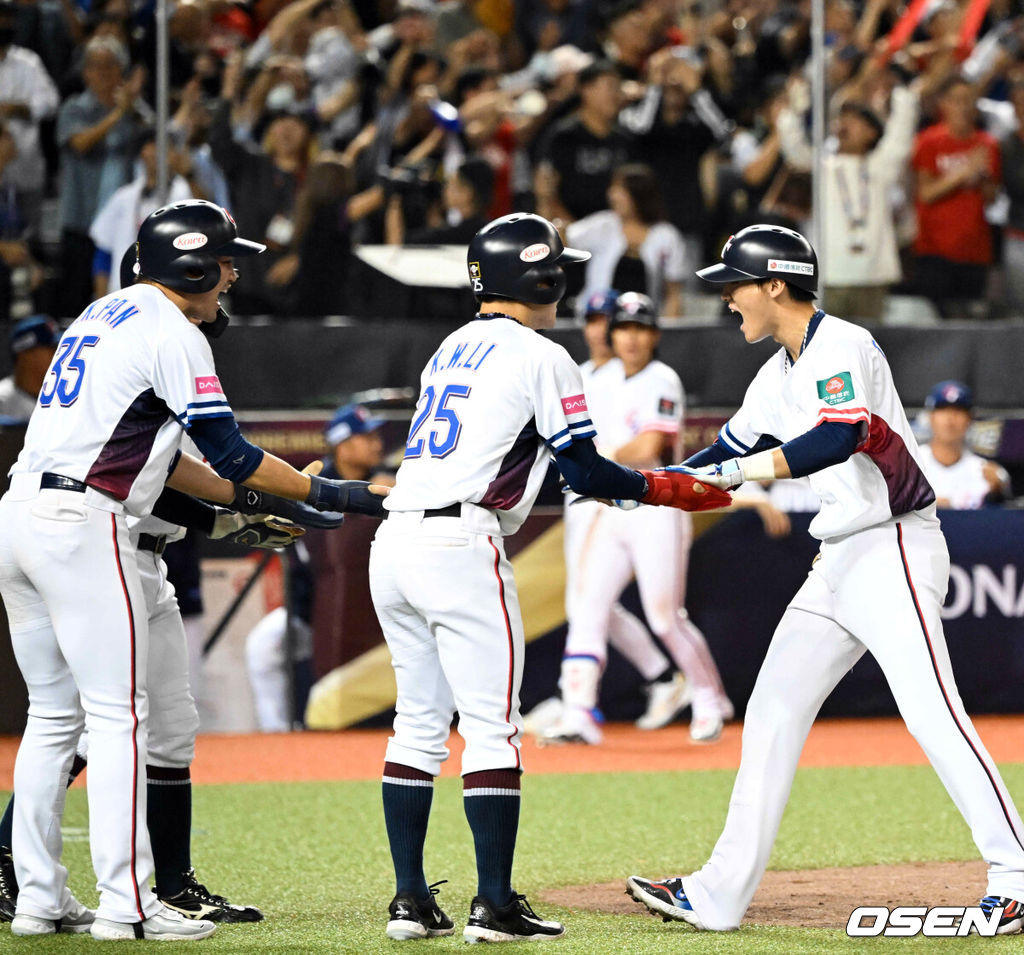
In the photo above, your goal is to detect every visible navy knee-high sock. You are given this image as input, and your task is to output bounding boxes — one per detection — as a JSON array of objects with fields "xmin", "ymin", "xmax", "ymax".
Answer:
[
  {"xmin": 147, "ymin": 766, "xmax": 192, "ymax": 897},
  {"xmin": 463, "ymin": 770, "xmax": 521, "ymax": 909},
  {"xmin": 382, "ymin": 762, "xmax": 433, "ymax": 898},
  {"xmin": 0, "ymin": 754, "xmax": 85, "ymax": 850}
]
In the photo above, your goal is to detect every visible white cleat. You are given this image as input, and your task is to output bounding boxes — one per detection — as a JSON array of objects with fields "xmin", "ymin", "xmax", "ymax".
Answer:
[
  {"xmin": 690, "ymin": 713, "xmax": 724, "ymax": 744},
  {"xmin": 12, "ymin": 898, "xmax": 95, "ymax": 935},
  {"xmin": 537, "ymin": 704, "xmax": 604, "ymax": 745},
  {"xmin": 523, "ymin": 696, "xmax": 564, "ymax": 737},
  {"xmin": 636, "ymin": 673, "xmax": 692, "ymax": 730},
  {"xmin": 90, "ymin": 904, "xmax": 216, "ymax": 941}
]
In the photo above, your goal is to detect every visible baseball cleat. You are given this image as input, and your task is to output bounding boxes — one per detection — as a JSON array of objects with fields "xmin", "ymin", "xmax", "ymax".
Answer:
[
  {"xmin": 463, "ymin": 893, "xmax": 565, "ymax": 943},
  {"xmin": 689, "ymin": 713, "xmax": 724, "ymax": 744},
  {"xmin": 979, "ymin": 896, "xmax": 1024, "ymax": 934},
  {"xmin": 523, "ymin": 697, "xmax": 564, "ymax": 736},
  {"xmin": 625, "ymin": 876, "xmax": 706, "ymax": 929},
  {"xmin": 0, "ymin": 846, "xmax": 16, "ymax": 922},
  {"xmin": 537, "ymin": 705, "xmax": 603, "ymax": 746},
  {"xmin": 159, "ymin": 867, "xmax": 263, "ymax": 922},
  {"xmin": 636, "ymin": 673, "xmax": 692, "ymax": 730},
  {"xmin": 11, "ymin": 899, "xmax": 95, "ymax": 935},
  {"xmin": 91, "ymin": 905, "xmax": 216, "ymax": 940},
  {"xmin": 386, "ymin": 880, "xmax": 455, "ymax": 940}
]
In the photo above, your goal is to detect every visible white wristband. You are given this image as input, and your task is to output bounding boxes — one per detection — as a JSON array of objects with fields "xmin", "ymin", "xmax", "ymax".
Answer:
[{"xmin": 738, "ymin": 449, "xmax": 779, "ymax": 484}]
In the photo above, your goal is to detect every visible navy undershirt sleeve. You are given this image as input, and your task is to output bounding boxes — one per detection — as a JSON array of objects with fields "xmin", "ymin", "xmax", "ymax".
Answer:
[
  {"xmin": 684, "ymin": 439, "xmax": 735, "ymax": 468},
  {"xmin": 779, "ymin": 421, "xmax": 860, "ymax": 478},
  {"xmin": 150, "ymin": 488, "xmax": 217, "ymax": 535},
  {"xmin": 187, "ymin": 416, "xmax": 265, "ymax": 482},
  {"xmin": 554, "ymin": 438, "xmax": 647, "ymax": 500},
  {"xmin": 92, "ymin": 247, "xmax": 112, "ymax": 278}
]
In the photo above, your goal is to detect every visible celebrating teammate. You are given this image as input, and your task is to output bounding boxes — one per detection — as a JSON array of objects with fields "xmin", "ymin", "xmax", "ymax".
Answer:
[
  {"xmin": 626, "ymin": 224, "xmax": 1024, "ymax": 933},
  {"xmin": 369, "ymin": 213, "xmax": 729, "ymax": 944},
  {"xmin": 0, "ymin": 199, "xmax": 385, "ymax": 940},
  {"xmin": 539, "ymin": 291, "xmax": 731, "ymax": 745}
]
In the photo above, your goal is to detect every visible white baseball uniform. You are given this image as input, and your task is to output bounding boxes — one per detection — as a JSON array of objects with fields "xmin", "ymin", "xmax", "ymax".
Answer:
[
  {"xmin": 370, "ymin": 315, "xmax": 595, "ymax": 776},
  {"xmin": 680, "ymin": 312, "xmax": 1024, "ymax": 930},
  {"xmin": 561, "ymin": 359, "xmax": 670, "ymax": 686},
  {"xmin": 917, "ymin": 444, "xmax": 1003, "ymax": 510},
  {"xmin": 0, "ymin": 284, "xmax": 236, "ymax": 924},
  {"xmin": 561, "ymin": 358, "xmax": 728, "ymax": 719}
]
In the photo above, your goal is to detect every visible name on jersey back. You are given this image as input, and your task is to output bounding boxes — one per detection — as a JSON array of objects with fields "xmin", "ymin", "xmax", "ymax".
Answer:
[
  {"xmin": 428, "ymin": 340, "xmax": 497, "ymax": 377},
  {"xmin": 75, "ymin": 297, "xmax": 139, "ymax": 329}
]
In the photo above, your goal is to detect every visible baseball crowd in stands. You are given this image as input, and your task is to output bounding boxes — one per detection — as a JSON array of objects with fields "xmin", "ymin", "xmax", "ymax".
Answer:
[{"xmin": 2, "ymin": 0, "xmax": 1024, "ymax": 323}]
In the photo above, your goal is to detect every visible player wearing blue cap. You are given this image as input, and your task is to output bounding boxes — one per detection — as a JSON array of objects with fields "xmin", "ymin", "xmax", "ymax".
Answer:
[
  {"xmin": 0, "ymin": 316, "xmax": 59, "ymax": 421},
  {"xmin": 918, "ymin": 380, "xmax": 1011, "ymax": 509}
]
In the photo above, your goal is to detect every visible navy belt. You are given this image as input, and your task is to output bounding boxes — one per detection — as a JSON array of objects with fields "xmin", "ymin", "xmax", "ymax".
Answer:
[
  {"xmin": 137, "ymin": 534, "xmax": 167, "ymax": 556},
  {"xmin": 40, "ymin": 473, "xmax": 86, "ymax": 493},
  {"xmin": 423, "ymin": 504, "xmax": 461, "ymax": 518}
]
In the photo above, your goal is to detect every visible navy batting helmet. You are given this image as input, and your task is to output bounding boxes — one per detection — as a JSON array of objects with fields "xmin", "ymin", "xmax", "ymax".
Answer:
[
  {"xmin": 697, "ymin": 224, "xmax": 818, "ymax": 293},
  {"xmin": 467, "ymin": 213, "xmax": 589, "ymax": 306},
  {"xmin": 607, "ymin": 291, "xmax": 658, "ymax": 342},
  {"xmin": 136, "ymin": 200, "xmax": 265, "ymax": 294},
  {"xmin": 119, "ymin": 244, "xmax": 138, "ymax": 290},
  {"xmin": 926, "ymin": 380, "xmax": 973, "ymax": 411},
  {"xmin": 583, "ymin": 288, "xmax": 619, "ymax": 319}
]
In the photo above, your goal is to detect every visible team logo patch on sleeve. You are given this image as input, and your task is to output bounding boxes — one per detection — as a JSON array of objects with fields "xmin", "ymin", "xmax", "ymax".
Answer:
[
  {"xmin": 561, "ymin": 394, "xmax": 588, "ymax": 414},
  {"xmin": 658, "ymin": 397, "xmax": 676, "ymax": 415},
  {"xmin": 195, "ymin": 375, "xmax": 224, "ymax": 394},
  {"xmin": 817, "ymin": 371, "xmax": 855, "ymax": 405}
]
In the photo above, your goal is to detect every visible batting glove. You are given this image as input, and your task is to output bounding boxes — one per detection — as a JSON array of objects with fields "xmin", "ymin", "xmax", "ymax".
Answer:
[
  {"xmin": 231, "ymin": 485, "xmax": 345, "ymax": 529},
  {"xmin": 306, "ymin": 474, "xmax": 388, "ymax": 518},
  {"xmin": 210, "ymin": 510, "xmax": 305, "ymax": 549},
  {"xmin": 663, "ymin": 461, "xmax": 744, "ymax": 490}
]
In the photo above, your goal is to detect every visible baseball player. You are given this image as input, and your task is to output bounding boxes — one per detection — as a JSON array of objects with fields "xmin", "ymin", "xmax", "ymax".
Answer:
[
  {"xmin": 526, "ymin": 289, "xmax": 692, "ymax": 740},
  {"xmin": 626, "ymin": 224, "xmax": 1024, "ymax": 933},
  {"xmin": 369, "ymin": 213, "xmax": 729, "ymax": 943},
  {"xmin": 0, "ymin": 317, "xmax": 59, "ymax": 422},
  {"xmin": 541, "ymin": 291, "xmax": 732, "ymax": 745},
  {"xmin": 0, "ymin": 199, "xmax": 385, "ymax": 940},
  {"xmin": 917, "ymin": 380, "xmax": 1011, "ymax": 509}
]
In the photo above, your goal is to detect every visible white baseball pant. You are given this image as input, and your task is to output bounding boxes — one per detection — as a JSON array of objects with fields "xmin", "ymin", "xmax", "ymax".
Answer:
[{"xmin": 682, "ymin": 510, "xmax": 1024, "ymax": 930}]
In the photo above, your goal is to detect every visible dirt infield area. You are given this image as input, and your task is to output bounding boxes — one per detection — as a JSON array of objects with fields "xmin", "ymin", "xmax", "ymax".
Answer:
[
  {"xmin": 1, "ymin": 715, "xmax": 1023, "ymax": 787},
  {"xmin": 544, "ymin": 860, "xmax": 989, "ymax": 929}
]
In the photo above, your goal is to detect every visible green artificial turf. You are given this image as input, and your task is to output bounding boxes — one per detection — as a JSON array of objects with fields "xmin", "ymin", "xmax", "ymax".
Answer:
[{"xmin": 3, "ymin": 762, "xmax": 1023, "ymax": 952}]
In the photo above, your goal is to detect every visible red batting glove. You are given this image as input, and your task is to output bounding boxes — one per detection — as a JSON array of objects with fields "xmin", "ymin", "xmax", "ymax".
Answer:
[{"xmin": 638, "ymin": 469, "xmax": 733, "ymax": 512}]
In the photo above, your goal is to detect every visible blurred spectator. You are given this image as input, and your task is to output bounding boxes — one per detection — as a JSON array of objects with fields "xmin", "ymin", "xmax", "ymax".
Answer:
[
  {"xmin": 169, "ymin": 76, "xmax": 232, "ymax": 208},
  {"xmin": 0, "ymin": 1, "xmax": 60, "ymax": 240},
  {"xmin": 778, "ymin": 75, "xmax": 919, "ymax": 320},
  {"xmin": 0, "ymin": 314, "xmax": 58, "ymax": 422},
  {"xmin": 267, "ymin": 150, "xmax": 384, "ymax": 314},
  {"xmin": 385, "ymin": 154, "xmax": 493, "ymax": 244},
  {"xmin": 0, "ymin": 120, "xmax": 46, "ymax": 321},
  {"xmin": 209, "ymin": 53, "xmax": 314, "ymax": 313},
  {"xmin": 88, "ymin": 130, "xmax": 194, "ymax": 297},
  {"xmin": 515, "ymin": 0, "xmax": 594, "ymax": 59},
  {"xmin": 911, "ymin": 76, "xmax": 1001, "ymax": 319},
  {"xmin": 534, "ymin": 59, "xmax": 634, "ymax": 223},
  {"xmin": 566, "ymin": 163, "xmax": 686, "ymax": 317},
  {"xmin": 57, "ymin": 36, "xmax": 148, "ymax": 317},
  {"xmin": 625, "ymin": 45, "xmax": 731, "ymax": 285},
  {"xmin": 918, "ymin": 380, "xmax": 1011, "ymax": 508},
  {"xmin": 1000, "ymin": 78, "xmax": 1024, "ymax": 316},
  {"xmin": 602, "ymin": 0, "xmax": 655, "ymax": 81}
]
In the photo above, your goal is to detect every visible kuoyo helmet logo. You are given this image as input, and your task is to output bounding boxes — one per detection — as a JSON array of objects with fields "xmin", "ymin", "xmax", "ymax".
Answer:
[
  {"xmin": 173, "ymin": 232, "xmax": 209, "ymax": 251},
  {"xmin": 826, "ymin": 377, "xmax": 845, "ymax": 394},
  {"xmin": 520, "ymin": 243, "xmax": 550, "ymax": 262}
]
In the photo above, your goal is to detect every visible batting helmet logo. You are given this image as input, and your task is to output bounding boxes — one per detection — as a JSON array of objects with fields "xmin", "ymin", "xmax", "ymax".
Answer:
[
  {"xmin": 173, "ymin": 232, "xmax": 209, "ymax": 251},
  {"xmin": 519, "ymin": 243, "xmax": 550, "ymax": 262}
]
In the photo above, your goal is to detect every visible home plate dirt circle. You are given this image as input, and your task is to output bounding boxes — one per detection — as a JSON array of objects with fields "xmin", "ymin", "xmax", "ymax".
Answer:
[{"xmin": 541, "ymin": 860, "xmax": 988, "ymax": 929}]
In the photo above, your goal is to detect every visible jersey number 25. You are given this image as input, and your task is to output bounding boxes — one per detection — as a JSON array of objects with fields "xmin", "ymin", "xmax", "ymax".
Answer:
[{"xmin": 405, "ymin": 384, "xmax": 471, "ymax": 459}]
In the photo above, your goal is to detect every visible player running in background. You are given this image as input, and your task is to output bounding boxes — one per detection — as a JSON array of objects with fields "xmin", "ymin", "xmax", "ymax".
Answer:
[
  {"xmin": 626, "ymin": 224, "xmax": 1024, "ymax": 933},
  {"xmin": 538, "ymin": 291, "xmax": 731, "ymax": 745},
  {"xmin": 526, "ymin": 289, "xmax": 692, "ymax": 741},
  {"xmin": 369, "ymin": 213, "xmax": 728, "ymax": 944}
]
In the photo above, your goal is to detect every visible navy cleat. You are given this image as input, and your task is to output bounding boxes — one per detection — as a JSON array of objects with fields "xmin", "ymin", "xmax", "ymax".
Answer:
[{"xmin": 386, "ymin": 881, "xmax": 455, "ymax": 940}]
